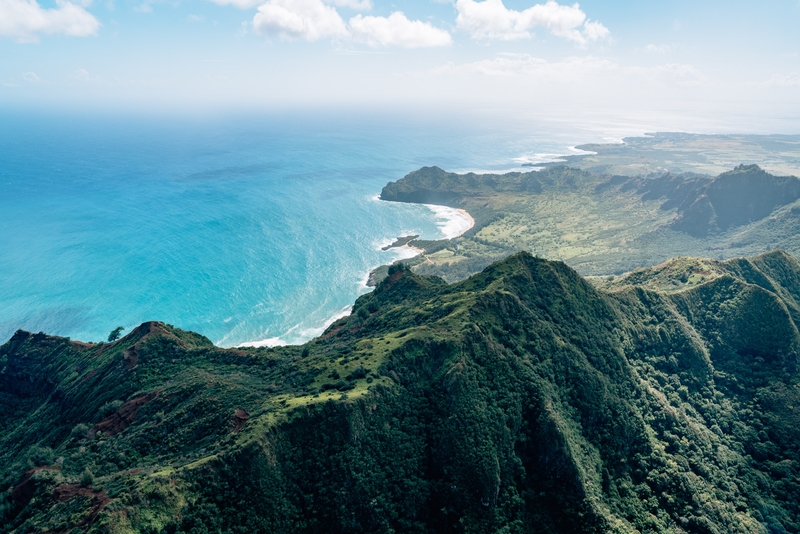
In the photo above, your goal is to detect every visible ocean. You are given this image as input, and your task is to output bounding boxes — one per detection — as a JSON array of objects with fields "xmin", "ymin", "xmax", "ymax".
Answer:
[{"xmin": 2, "ymin": 108, "xmax": 785, "ymax": 347}]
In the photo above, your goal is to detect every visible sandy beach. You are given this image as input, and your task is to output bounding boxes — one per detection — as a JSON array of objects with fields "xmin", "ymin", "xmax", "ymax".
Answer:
[
  {"xmin": 424, "ymin": 203, "xmax": 475, "ymax": 239},
  {"xmin": 457, "ymin": 208, "xmax": 475, "ymax": 233}
]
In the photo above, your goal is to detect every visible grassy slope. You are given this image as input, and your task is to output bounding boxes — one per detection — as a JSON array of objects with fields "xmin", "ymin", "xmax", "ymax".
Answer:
[{"xmin": 1, "ymin": 251, "xmax": 799, "ymax": 533}]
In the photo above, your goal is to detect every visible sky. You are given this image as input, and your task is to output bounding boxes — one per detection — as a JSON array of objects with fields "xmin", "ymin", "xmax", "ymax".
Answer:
[{"xmin": 1, "ymin": 0, "xmax": 800, "ymax": 121}]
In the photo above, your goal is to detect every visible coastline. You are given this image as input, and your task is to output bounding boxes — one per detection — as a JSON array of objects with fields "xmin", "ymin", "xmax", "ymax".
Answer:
[
  {"xmin": 423, "ymin": 204, "xmax": 475, "ymax": 239},
  {"xmin": 237, "ymin": 203, "xmax": 475, "ymax": 348},
  {"xmin": 380, "ymin": 204, "xmax": 475, "ymax": 256},
  {"xmin": 364, "ymin": 202, "xmax": 476, "ymax": 287},
  {"xmin": 238, "ymin": 336, "xmax": 288, "ymax": 348},
  {"xmin": 457, "ymin": 208, "xmax": 475, "ymax": 232},
  {"xmin": 238, "ymin": 304, "xmax": 354, "ymax": 348}
]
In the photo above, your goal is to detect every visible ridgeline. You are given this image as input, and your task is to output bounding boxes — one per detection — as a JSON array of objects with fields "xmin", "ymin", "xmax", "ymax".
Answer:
[{"xmin": 2, "ymin": 250, "xmax": 800, "ymax": 533}]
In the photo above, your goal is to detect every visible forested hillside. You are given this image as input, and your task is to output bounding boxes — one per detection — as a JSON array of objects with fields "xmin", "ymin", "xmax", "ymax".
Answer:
[{"xmin": 2, "ymin": 251, "xmax": 799, "ymax": 533}]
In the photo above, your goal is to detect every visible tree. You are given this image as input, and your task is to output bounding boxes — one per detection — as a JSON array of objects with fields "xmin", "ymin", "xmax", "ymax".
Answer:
[
  {"xmin": 108, "ymin": 326, "xmax": 125, "ymax": 342},
  {"xmin": 388, "ymin": 262, "xmax": 406, "ymax": 275}
]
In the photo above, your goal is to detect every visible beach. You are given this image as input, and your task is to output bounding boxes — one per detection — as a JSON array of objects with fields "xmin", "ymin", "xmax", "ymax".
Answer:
[{"xmin": 424, "ymin": 204, "xmax": 476, "ymax": 239}]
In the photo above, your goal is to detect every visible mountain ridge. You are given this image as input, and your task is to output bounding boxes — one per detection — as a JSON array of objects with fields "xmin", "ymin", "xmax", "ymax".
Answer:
[{"xmin": 2, "ymin": 250, "xmax": 800, "ymax": 533}]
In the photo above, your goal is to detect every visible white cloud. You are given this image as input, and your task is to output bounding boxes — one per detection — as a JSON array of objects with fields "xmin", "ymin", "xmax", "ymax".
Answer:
[
  {"xmin": 325, "ymin": 0, "xmax": 371, "ymax": 10},
  {"xmin": 429, "ymin": 53, "xmax": 614, "ymax": 79},
  {"xmin": 209, "ymin": 0, "xmax": 261, "ymax": 9},
  {"xmin": 454, "ymin": 0, "xmax": 608, "ymax": 45},
  {"xmin": 252, "ymin": 0, "xmax": 450, "ymax": 47},
  {"xmin": 21, "ymin": 71, "xmax": 44, "ymax": 82},
  {"xmin": 582, "ymin": 19, "xmax": 608, "ymax": 41},
  {"xmin": 391, "ymin": 54, "xmax": 719, "ymax": 111},
  {"xmin": 416, "ymin": 54, "xmax": 708, "ymax": 92},
  {"xmin": 349, "ymin": 12, "xmax": 451, "ymax": 47},
  {"xmin": 761, "ymin": 74, "xmax": 800, "ymax": 87},
  {"xmin": 253, "ymin": 0, "xmax": 348, "ymax": 40},
  {"xmin": 0, "ymin": 0, "xmax": 99, "ymax": 41},
  {"xmin": 133, "ymin": 1, "xmax": 152, "ymax": 12},
  {"xmin": 70, "ymin": 68, "xmax": 102, "ymax": 81},
  {"xmin": 212, "ymin": 0, "xmax": 370, "ymax": 11},
  {"xmin": 629, "ymin": 62, "xmax": 706, "ymax": 86}
]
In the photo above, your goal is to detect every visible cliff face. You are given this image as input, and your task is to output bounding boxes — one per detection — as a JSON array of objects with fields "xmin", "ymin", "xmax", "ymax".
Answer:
[{"xmin": 2, "ymin": 251, "xmax": 800, "ymax": 533}]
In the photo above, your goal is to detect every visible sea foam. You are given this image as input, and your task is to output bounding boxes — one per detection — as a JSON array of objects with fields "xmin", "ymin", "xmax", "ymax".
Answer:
[
  {"xmin": 239, "ymin": 336, "xmax": 288, "ymax": 348},
  {"xmin": 424, "ymin": 204, "xmax": 475, "ymax": 240}
]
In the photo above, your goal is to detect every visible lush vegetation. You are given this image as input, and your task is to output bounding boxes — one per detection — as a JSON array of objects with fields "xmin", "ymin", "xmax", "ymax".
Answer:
[{"xmin": 2, "ymin": 250, "xmax": 799, "ymax": 533}]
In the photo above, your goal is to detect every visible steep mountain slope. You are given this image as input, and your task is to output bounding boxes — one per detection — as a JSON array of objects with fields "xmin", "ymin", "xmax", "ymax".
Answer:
[{"xmin": 2, "ymin": 252, "xmax": 800, "ymax": 533}]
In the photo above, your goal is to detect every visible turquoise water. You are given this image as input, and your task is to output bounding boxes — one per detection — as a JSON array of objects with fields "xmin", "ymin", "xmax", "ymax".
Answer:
[{"xmin": 0, "ymin": 110, "xmax": 603, "ymax": 346}]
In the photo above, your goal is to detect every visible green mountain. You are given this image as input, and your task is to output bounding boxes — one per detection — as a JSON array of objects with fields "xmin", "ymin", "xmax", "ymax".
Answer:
[{"xmin": 2, "ymin": 251, "xmax": 799, "ymax": 533}]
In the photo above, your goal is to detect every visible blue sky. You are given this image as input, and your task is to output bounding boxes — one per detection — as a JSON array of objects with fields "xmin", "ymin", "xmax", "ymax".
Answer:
[{"xmin": 1, "ymin": 0, "xmax": 799, "ymax": 120}]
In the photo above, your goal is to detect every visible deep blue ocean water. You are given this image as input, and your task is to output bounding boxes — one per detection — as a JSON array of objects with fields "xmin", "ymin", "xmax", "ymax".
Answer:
[{"xmin": 0, "ymin": 110, "xmax": 638, "ymax": 346}]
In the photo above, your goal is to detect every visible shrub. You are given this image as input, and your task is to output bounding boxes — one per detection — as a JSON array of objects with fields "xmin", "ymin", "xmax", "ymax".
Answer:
[
  {"xmin": 26, "ymin": 445, "xmax": 54, "ymax": 467},
  {"xmin": 346, "ymin": 367, "xmax": 368, "ymax": 380},
  {"xmin": 99, "ymin": 400, "xmax": 124, "ymax": 419},
  {"xmin": 80, "ymin": 468, "xmax": 94, "ymax": 487},
  {"xmin": 70, "ymin": 423, "xmax": 91, "ymax": 440},
  {"xmin": 388, "ymin": 263, "xmax": 406, "ymax": 275}
]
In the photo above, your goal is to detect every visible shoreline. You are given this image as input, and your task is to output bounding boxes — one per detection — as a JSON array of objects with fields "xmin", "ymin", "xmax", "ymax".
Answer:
[
  {"xmin": 237, "ymin": 202, "xmax": 475, "ymax": 349},
  {"xmin": 423, "ymin": 203, "xmax": 475, "ymax": 239},
  {"xmin": 457, "ymin": 208, "xmax": 475, "ymax": 233},
  {"xmin": 364, "ymin": 202, "xmax": 476, "ymax": 287},
  {"xmin": 237, "ymin": 304, "xmax": 353, "ymax": 349}
]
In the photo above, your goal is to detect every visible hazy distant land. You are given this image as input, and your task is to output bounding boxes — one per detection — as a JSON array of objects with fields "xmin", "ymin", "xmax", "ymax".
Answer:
[
  {"xmin": 567, "ymin": 132, "xmax": 800, "ymax": 177},
  {"xmin": 374, "ymin": 133, "xmax": 800, "ymax": 283}
]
